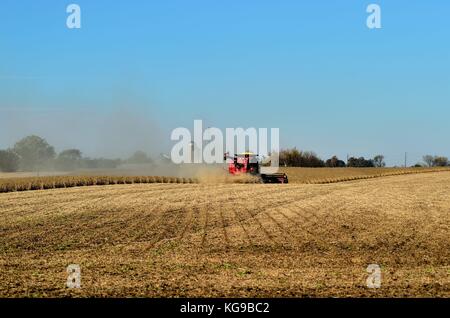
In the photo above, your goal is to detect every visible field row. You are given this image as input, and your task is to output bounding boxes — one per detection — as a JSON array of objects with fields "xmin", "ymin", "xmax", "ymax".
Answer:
[
  {"xmin": 281, "ymin": 167, "xmax": 450, "ymax": 183},
  {"xmin": 0, "ymin": 176, "xmax": 197, "ymax": 193}
]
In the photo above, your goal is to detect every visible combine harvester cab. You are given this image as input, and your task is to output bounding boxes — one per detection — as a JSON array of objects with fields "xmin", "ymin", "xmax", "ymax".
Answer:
[{"xmin": 224, "ymin": 152, "xmax": 288, "ymax": 184}]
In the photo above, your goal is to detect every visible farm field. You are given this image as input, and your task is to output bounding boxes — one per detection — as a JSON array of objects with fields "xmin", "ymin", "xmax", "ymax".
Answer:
[
  {"xmin": 1, "ymin": 167, "xmax": 449, "ymax": 194},
  {"xmin": 1, "ymin": 171, "xmax": 450, "ymax": 297},
  {"xmin": 279, "ymin": 167, "xmax": 450, "ymax": 183}
]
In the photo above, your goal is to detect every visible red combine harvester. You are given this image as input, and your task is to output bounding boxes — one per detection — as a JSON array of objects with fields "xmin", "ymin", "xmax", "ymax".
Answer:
[{"xmin": 224, "ymin": 152, "xmax": 288, "ymax": 184}]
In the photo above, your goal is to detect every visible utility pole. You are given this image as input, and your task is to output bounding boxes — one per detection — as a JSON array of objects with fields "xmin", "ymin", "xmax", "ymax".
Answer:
[{"xmin": 404, "ymin": 152, "xmax": 407, "ymax": 168}]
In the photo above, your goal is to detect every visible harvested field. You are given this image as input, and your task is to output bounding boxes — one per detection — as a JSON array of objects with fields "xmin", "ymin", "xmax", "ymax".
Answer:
[
  {"xmin": 1, "ymin": 172, "xmax": 450, "ymax": 297},
  {"xmin": 279, "ymin": 167, "xmax": 450, "ymax": 183}
]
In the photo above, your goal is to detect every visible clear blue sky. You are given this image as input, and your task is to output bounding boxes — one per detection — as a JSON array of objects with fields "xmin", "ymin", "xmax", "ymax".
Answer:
[{"xmin": 1, "ymin": 0, "xmax": 449, "ymax": 165}]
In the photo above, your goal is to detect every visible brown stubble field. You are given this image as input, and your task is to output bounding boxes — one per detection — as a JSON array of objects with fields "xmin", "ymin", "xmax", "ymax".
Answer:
[{"xmin": 0, "ymin": 171, "xmax": 450, "ymax": 297}]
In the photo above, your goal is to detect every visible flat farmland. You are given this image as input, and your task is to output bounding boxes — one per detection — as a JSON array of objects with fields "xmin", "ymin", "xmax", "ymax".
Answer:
[
  {"xmin": 2, "ymin": 167, "xmax": 449, "ymax": 194},
  {"xmin": 1, "ymin": 172, "xmax": 450, "ymax": 297},
  {"xmin": 279, "ymin": 167, "xmax": 450, "ymax": 183}
]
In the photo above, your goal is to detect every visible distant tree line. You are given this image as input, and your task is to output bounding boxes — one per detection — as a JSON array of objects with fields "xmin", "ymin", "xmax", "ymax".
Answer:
[
  {"xmin": 278, "ymin": 148, "xmax": 449, "ymax": 168},
  {"xmin": 0, "ymin": 135, "xmax": 153, "ymax": 173},
  {"xmin": 421, "ymin": 155, "xmax": 449, "ymax": 167},
  {"xmin": 278, "ymin": 149, "xmax": 325, "ymax": 168},
  {"xmin": 278, "ymin": 148, "xmax": 385, "ymax": 168},
  {"xmin": 1, "ymin": 136, "xmax": 449, "ymax": 172}
]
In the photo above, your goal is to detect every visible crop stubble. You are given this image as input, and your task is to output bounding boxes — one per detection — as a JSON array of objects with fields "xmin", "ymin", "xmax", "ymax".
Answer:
[{"xmin": 1, "ymin": 172, "xmax": 450, "ymax": 297}]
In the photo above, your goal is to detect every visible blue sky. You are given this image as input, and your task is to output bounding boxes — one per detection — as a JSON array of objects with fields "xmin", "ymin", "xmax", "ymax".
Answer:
[{"xmin": 1, "ymin": 0, "xmax": 449, "ymax": 165}]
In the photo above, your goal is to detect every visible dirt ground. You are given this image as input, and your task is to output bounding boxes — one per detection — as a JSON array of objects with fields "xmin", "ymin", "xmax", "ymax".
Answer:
[{"xmin": 1, "ymin": 172, "xmax": 449, "ymax": 297}]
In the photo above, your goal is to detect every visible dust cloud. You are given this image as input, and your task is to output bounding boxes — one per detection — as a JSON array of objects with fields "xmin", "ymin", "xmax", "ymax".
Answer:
[{"xmin": 0, "ymin": 105, "xmax": 258, "ymax": 182}]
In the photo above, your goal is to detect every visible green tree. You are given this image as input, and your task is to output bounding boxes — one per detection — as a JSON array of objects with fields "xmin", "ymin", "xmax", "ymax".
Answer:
[
  {"xmin": 347, "ymin": 157, "xmax": 375, "ymax": 168},
  {"xmin": 325, "ymin": 156, "xmax": 346, "ymax": 168},
  {"xmin": 279, "ymin": 148, "xmax": 325, "ymax": 167},
  {"xmin": 13, "ymin": 135, "xmax": 56, "ymax": 172},
  {"xmin": 55, "ymin": 149, "xmax": 82, "ymax": 171},
  {"xmin": 0, "ymin": 149, "xmax": 20, "ymax": 172},
  {"xmin": 127, "ymin": 151, "xmax": 153, "ymax": 164},
  {"xmin": 433, "ymin": 156, "xmax": 448, "ymax": 167}
]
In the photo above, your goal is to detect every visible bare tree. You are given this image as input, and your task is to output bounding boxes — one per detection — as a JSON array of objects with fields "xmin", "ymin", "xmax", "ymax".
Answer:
[
  {"xmin": 373, "ymin": 155, "xmax": 386, "ymax": 168},
  {"xmin": 423, "ymin": 155, "xmax": 434, "ymax": 167}
]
